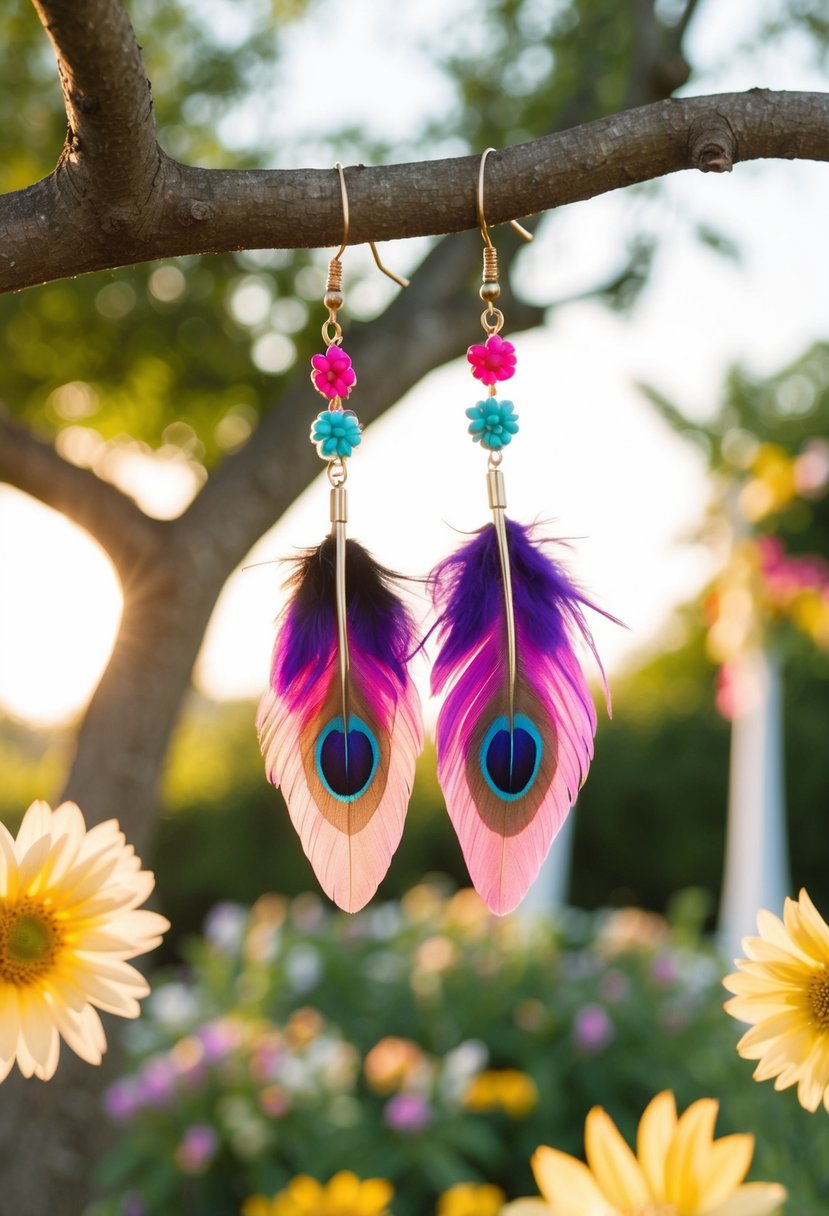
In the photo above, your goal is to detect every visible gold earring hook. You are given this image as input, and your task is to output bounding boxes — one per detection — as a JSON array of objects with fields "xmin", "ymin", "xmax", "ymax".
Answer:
[
  {"xmin": 332, "ymin": 162, "xmax": 409, "ymax": 288},
  {"xmin": 477, "ymin": 147, "xmax": 533, "ymax": 247},
  {"xmin": 333, "ymin": 162, "xmax": 349, "ymax": 261}
]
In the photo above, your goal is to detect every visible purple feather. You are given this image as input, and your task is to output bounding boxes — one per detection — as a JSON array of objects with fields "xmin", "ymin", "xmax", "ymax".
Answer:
[
  {"xmin": 258, "ymin": 536, "xmax": 423, "ymax": 913},
  {"xmin": 431, "ymin": 519, "xmax": 614, "ymax": 705},
  {"xmin": 429, "ymin": 519, "xmax": 616, "ymax": 915},
  {"xmin": 275, "ymin": 538, "xmax": 417, "ymax": 704}
]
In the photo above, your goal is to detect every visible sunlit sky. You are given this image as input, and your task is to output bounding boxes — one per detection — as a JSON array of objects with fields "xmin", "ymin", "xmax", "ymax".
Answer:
[{"xmin": 1, "ymin": 0, "xmax": 827, "ymax": 726}]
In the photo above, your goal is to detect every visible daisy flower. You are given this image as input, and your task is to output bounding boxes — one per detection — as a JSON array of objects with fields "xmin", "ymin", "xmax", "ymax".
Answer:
[
  {"xmin": 502, "ymin": 1091, "xmax": 785, "ymax": 1216},
  {"xmin": 723, "ymin": 887, "xmax": 829, "ymax": 1112},
  {"xmin": 0, "ymin": 800, "xmax": 169, "ymax": 1082}
]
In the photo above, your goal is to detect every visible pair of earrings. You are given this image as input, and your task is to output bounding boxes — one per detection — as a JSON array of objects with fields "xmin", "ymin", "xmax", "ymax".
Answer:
[{"xmin": 257, "ymin": 153, "xmax": 614, "ymax": 916}]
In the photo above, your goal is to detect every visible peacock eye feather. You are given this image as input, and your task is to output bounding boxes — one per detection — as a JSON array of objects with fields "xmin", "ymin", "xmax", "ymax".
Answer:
[
  {"xmin": 316, "ymin": 715, "xmax": 380, "ymax": 801},
  {"xmin": 429, "ymin": 518, "xmax": 616, "ymax": 916},
  {"xmin": 480, "ymin": 714, "xmax": 543, "ymax": 800},
  {"xmin": 258, "ymin": 537, "xmax": 424, "ymax": 914}
]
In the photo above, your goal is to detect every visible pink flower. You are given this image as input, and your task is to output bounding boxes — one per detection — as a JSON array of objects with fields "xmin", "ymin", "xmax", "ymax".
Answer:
[
  {"xmin": 651, "ymin": 953, "xmax": 680, "ymax": 986},
  {"xmin": 311, "ymin": 345, "xmax": 356, "ymax": 399},
  {"xmin": 384, "ymin": 1092, "xmax": 433, "ymax": 1134},
  {"xmin": 174, "ymin": 1123, "xmax": 219, "ymax": 1174},
  {"xmin": 572, "ymin": 1003, "xmax": 614, "ymax": 1054},
  {"xmin": 467, "ymin": 333, "xmax": 517, "ymax": 386}
]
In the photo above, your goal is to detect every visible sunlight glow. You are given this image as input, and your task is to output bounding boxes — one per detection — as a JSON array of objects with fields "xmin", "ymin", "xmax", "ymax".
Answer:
[{"xmin": 0, "ymin": 489, "xmax": 122, "ymax": 726}]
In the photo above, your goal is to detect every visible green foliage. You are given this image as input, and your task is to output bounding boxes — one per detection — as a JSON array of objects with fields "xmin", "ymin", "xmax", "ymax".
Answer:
[
  {"xmin": 573, "ymin": 632, "xmax": 731, "ymax": 915},
  {"xmin": 644, "ymin": 341, "xmax": 829, "ymax": 525},
  {"xmin": 93, "ymin": 890, "xmax": 825, "ymax": 1214},
  {"xmin": 0, "ymin": 0, "xmax": 305, "ymax": 190}
]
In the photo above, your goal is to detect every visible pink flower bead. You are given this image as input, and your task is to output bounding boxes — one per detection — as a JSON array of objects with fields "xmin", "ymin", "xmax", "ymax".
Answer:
[
  {"xmin": 311, "ymin": 345, "xmax": 356, "ymax": 399},
  {"xmin": 467, "ymin": 333, "xmax": 517, "ymax": 385}
]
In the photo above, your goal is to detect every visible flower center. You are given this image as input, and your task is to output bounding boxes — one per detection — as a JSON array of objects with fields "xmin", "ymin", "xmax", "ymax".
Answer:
[
  {"xmin": 0, "ymin": 896, "xmax": 63, "ymax": 985},
  {"xmin": 808, "ymin": 968, "xmax": 829, "ymax": 1030}
]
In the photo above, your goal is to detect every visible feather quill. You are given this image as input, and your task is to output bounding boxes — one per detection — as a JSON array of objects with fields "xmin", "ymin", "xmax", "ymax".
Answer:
[
  {"xmin": 258, "ymin": 537, "xmax": 423, "ymax": 912},
  {"xmin": 430, "ymin": 518, "xmax": 614, "ymax": 915}
]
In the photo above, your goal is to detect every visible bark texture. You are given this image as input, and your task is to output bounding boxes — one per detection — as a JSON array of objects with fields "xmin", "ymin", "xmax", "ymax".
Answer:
[{"xmin": 2, "ymin": 88, "xmax": 829, "ymax": 293}]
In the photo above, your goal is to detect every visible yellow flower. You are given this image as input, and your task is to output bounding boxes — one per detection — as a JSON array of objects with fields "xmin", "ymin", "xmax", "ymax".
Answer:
[
  {"xmin": 464, "ymin": 1069, "xmax": 538, "ymax": 1118},
  {"xmin": 0, "ymin": 800, "xmax": 169, "ymax": 1081},
  {"xmin": 241, "ymin": 1171, "xmax": 393, "ymax": 1216},
  {"xmin": 502, "ymin": 1091, "xmax": 785, "ymax": 1216},
  {"xmin": 723, "ymin": 888, "xmax": 829, "ymax": 1112},
  {"xmin": 497, "ymin": 1070, "xmax": 539, "ymax": 1118},
  {"xmin": 437, "ymin": 1181, "xmax": 505, "ymax": 1216}
]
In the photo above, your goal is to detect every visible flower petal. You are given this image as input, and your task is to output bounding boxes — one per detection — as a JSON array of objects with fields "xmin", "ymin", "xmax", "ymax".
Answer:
[
  {"xmin": 791, "ymin": 889, "xmax": 829, "ymax": 960},
  {"xmin": 0, "ymin": 985, "xmax": 21, "ymax": 1065},
  {"xmin": 664, "ymin": 1097, "xmax": 718, "ymax": 1210},
  {"xmin": 531, "ymin": 1147, "xmax": 613, "ymax": 1216},
  {"xmin": 735, "ymin": 1009, "xmax": 810, "ymax": 1056},
  {"xmin": 636, "ymin": 1090, "xmax": 676, "ymax": 1201},
  {"xmin": 15, "ymin": 801, "xmax": 54, "ymax": 854},
  {"xmin": 17, "ymin": 989, "xmax": 58, "ymax": 1077},
  {"xmin": 697, "ymin": 1134, "xmax": 754, "ymax": 1209},
  {"xmin": 584, "ymin": 1107, "xmax": 649, "ymax": 1209},
  {"xmin": 705, "ymin": 1182, "xmax": 787, "ymax": 1216}
]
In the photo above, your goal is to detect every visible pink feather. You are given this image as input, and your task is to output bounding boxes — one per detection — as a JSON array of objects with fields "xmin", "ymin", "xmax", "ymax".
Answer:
[
  {"xmin": 430, "ymin": 520, "xmax": 614, "ymax": 915},
  {"xmin": 258, "ymin": 539, "xmax": 423, "ymax": 912}
]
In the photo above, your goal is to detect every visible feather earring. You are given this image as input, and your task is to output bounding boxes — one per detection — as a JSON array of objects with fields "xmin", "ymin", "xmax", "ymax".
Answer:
[
  {"xmin": 428, "ymin": 149, "xmax": 617, "ymax": 916},
  {"xmin": 257, "ymin": 164, "xmax": 422, "ymax": 913}
]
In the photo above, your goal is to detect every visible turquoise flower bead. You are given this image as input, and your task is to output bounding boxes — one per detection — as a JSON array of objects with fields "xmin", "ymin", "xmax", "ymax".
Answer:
[
  {"xmin": 310, "ymin": 408, "xmax": 362, "ymax": 459},
  {"xmin": 466, "ymin": 398, "xmax": 519, "ymax": 450}
]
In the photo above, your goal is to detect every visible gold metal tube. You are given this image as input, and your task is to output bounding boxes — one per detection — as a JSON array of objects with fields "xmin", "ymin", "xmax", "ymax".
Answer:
[
  {"xmin": 488, "ymin": 472, "xmax": 516, "ymax": 730},
  {"xmin": 330, "ymin": 485, "xmax": 348, "ymax": 523},
  {"xmin": 486, "ymin": 468, "xmax": 507, "ymax": 510}
]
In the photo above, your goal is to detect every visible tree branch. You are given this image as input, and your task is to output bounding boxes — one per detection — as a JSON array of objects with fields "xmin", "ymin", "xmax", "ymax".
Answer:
[
  {"xmin": 0, "ymin": 410, "xmax": 161, "ymax": 572},
  {"xmin": 1, "ymin": 88, "xmax": 828, "ymax": 294},
  {"xmin": 32, "ymin": 0, "xmax": 159, "ymax": 197}
]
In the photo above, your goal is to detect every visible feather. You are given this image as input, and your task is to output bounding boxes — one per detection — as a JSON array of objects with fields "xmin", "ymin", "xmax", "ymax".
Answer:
[
  {"xmin": 429, "ymin": 518, "xmax": 614, "ymax": 916},
  {"xmin": 257, "ymin": 537, "xmax": 423, "ymax": 913}
]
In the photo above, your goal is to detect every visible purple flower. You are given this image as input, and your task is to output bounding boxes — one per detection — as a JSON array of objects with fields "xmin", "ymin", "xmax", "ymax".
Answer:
[
  {"xmin": 651, "ymin": 954, "xmax": 681, "ymax": 986},
  {"xmin": 175, "ymin": 1123, "xmax": 219, "ymax": 1174},
  {"xmin": 195, "ymin": 1019, "xmax": 240, "ymax": 1063},
  {"xmin": 134, "ymin": 1057, "xmax": 177, "ymax": 1108},
  {"xmin": 572, "ymin": 1003, "xmax": 615, "ymax": 1054},
  {"xmin": 104, "ymin": 1080, "xmax": 140, "ymax": 1122},
  {"xmin": 384, "ymin": 1092, "xmax": 433, "ymax": 1134}
]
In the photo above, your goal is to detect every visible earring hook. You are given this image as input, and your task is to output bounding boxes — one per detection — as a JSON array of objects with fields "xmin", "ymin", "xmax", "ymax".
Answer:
[
  {"xmin": 333, "ymin": 162, "xmax": 350, "ymax": 261},
  {"xmin": 477, "ymin": 147, "xmax": 533, "ymax": 247},
  {"xmin": 333, "ymin": 162, "xmax": 409, "ymax": 288}
]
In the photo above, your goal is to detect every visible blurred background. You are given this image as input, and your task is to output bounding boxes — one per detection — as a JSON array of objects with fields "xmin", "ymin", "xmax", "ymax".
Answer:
[{"xmin": 1, "ymin": 0, "xmax": 829, "ymax": 1211}]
